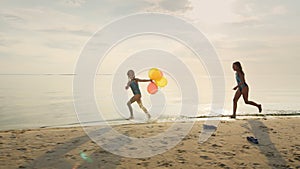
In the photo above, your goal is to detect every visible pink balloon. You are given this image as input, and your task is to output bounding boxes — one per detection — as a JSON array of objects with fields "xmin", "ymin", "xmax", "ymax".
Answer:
[{"xmin": 147, "ymin": 82, "xmax": 158, "ymax": 94}]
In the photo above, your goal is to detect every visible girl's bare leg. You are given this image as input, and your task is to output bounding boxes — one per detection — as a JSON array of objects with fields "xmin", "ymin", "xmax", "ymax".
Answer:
[
  {"xmin": 127, "ymin": 101, "xmax": 134, "ymax": 119},
  {"xmin": 137, "ymin": 100, "xmax": 151, "ymax": 119},
  {"xmin": 127, "ymin": 95, "xmax": 139, "ymax": 119},
  {"xmin": 242, "ymin": 87, "xmax": 262, "ymax": 112},
  {"xmin": 232, "ymin": 89, "xmax": 242, "ymax": 118}
]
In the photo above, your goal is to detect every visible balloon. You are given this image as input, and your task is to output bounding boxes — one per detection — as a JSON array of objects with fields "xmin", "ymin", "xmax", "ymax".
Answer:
[
  {"xmin": 155, "ymin": 76, "xmax": 168, "ymax": 87},
  {"xmin": 147, "ymin": 82, "xmax": 158, "ymax": 94},
  {"xmin": 148, "ymin": 68, "xmax": 163, "ymax": 81}
]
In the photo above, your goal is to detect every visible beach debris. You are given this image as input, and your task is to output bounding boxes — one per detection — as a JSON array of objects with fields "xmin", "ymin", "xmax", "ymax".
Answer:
[
  {"xmin": 80, "ymin": 152, "xmax": 93, "ymax": 163},
  {"xmin": 247, "ymin": 136, "xmax": 259, "ymax": 144}
]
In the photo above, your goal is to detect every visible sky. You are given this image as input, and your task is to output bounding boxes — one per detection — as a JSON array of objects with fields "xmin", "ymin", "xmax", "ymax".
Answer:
[{"xmin": 0, "ymin": 0, "xmax": 299, "ymax": 86}]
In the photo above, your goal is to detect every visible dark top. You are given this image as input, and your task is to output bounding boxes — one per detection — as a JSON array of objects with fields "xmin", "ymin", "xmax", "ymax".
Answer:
[{"xmin": 129, "ymin": 79, "xmax": 141, "ymax": 95}]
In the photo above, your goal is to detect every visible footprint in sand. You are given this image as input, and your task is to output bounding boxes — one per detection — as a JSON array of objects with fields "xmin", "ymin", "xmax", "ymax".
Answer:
[
  {"xmin": 137, "ymin": 162, "xmax": 149, "ymax": 167},
  {"xmin": 211, "ymin": 144, "xmax": 222, "ymax": 148},
  {"xmin": 222, "ymin": 151, "xmax": 236, "ymax": 156},
  {"xmin": 199, "ymin": 155, "xmax": 211, "ymax": 160},
  {"xmin": 242, "ymin": 145, "xmax": 250, "ymax": 149},
  {"xmin": 177, "ymin": 149, "xmax": 186, "ymax": 153},
  {"xmin": 218, "ymin": 162, "xmax": 229, "ymax": 168},
  {"xmin": 16, "ymin": 147, "xmax": 27, "ymax": 151},
  {"xmin": 157, "ymin": 160, "xmax": 173, "ymax": 167}
]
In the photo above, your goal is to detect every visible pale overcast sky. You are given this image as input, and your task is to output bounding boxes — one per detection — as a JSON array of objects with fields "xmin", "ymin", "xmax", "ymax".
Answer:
[{"xmin": 0, "ymin": 0, "xmax": 299, "ymax": 80}]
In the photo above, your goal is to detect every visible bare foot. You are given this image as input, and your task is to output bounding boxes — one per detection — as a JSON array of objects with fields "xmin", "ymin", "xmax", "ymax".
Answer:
[
  {"xmin": 258, "ymin": 104, "xmax": 262, "ymax": 113},
  {"xmin": 127, "ymin": 116, "xmax": 134, "ymax": 120},
  {"xmin": 230, "ymin": 115, "xmax": 236, "ymax": 119},
  {"xmin": 146, "ymin": 113, "xmax": 151, "ymax": 120}
]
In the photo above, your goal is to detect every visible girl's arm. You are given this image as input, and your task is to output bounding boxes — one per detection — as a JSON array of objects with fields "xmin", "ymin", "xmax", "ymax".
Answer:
[
  {"xmin": 233, "ymin": 85, "xmax": 238, "ymax": 90},
  {"xmin": 125, "ymin": 80, "xmax": 131, "ymax": 90},
  {"xmin": 135, "ymin": 78, "xmax": 152, "ymax": 82}
]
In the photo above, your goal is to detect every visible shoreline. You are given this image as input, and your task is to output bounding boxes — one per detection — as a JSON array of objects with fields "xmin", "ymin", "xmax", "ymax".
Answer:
[
  {"xmin": 1, "ymin": 114, "xmax": 299, "ymax": 132},
  {"xmin": 1, "ymin": 117, "xmax": 299, "ymax": 168}
]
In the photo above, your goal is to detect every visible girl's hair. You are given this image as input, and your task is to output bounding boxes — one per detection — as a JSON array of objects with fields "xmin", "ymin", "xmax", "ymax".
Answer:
[
  {"xmin": 127, "ymin": 70, "xmax": 135, "ymax": 76},
  {"xmin": 127, "ymin": 70, "xmax": 135, "ymax": 80},
  {"xmin": 233, "ymin": 61, "xmax": 244, "ymax": 75}
]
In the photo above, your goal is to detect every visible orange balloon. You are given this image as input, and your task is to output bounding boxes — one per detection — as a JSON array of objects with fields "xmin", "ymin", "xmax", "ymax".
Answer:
[
  {"xmin": 155, "ymin": 76, "xmax": 168, "ymax": 87},
  {"xmin": 148, "ymin": 68, "xmax": 163, "ymax": 81},
  {"xmin": 147, "ymin": 82, "xmax": 158, "ymax": 94}
]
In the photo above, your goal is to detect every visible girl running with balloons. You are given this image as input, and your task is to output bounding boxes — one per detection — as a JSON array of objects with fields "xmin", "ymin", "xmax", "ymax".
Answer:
[{"xmin": 125, "ymin": 68, "xmax": 167, "ymax": 120}]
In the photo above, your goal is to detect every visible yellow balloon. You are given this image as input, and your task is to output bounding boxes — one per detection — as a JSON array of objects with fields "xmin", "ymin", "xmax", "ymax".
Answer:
[
  {"xmin": 148, "ymin": 68, "xmax": 163, "ymax": 81},
  {"xmin": 155, "ymin": 76, "xmax": 168, "ymax": 87}
]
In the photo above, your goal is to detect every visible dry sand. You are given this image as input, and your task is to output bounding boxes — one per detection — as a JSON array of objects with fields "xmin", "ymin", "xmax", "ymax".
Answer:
[{"xmin": 0, "ymin": 117, "xmax": 299, "ymax": 169}]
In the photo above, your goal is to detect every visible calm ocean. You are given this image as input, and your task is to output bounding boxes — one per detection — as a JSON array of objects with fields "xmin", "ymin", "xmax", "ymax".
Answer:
[{"xmin": 0, "ymin": 74, "xmax": 299, "ymax": 130}]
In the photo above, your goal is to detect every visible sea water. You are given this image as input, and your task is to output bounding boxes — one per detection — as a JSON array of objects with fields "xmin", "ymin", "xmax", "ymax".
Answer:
[{"xmin": 0, "ymin": 74, "xmax": 299, "ymax": 130}]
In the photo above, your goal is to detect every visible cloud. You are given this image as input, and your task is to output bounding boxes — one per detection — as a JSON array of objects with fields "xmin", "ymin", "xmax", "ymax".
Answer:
[
  {"xmin": 37, "ymin": 27, "xmax": 93, "ymax": 37},
  {"xmin": 1, "ymin": 13, "xmax": 25, "ymax": 22},
  {"xmin": 0, "ymin": 6, "xmax": 91, "ymax": 72},
  {"xmin": 0, "ymin": 0, "xmax": 194, "ymax": 36},
  {"xmin": 0, "ymin": 0, "xmax": 298, "ymax": 75},
  {"xmin": 61, "ymin": 0, "xmax": 87, "ymax": 7},
  {"xmin": 0, "ymin": 38, "xmax": 19, "ymax": 47},
  {"xmin": 232, "ymin": 1, "xmax": 289, "ymax": 21},
  {"xmin": 143, "ymin": 0, "xmax": 192, "ymax": 13},
  {"xmin": 158, "ymin": 0, "xmax": 191, "ymax": 12},
  {"xmin": 0, "ymin": 32, "xmax": 21, "ymax": 47},
  {"xmin": 0, "ymin": 7, "xmax": 97, "ymax": 36},
  {"xmin": 183, "ymin": 0, "xmax": 242, "ymax": 24},
  {"xmin": 182, "ymin": 0, "xmax": 289, "ymax": 28},
  {"xmin": 271, "ymin": 5, "xmax": 288, "ymax": 15}
]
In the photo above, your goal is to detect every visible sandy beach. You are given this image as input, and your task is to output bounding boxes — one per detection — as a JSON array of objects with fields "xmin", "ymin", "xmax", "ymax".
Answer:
[{"xmin": 0, "ymin": 117, "xmax": 299, "ymax": 169}]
